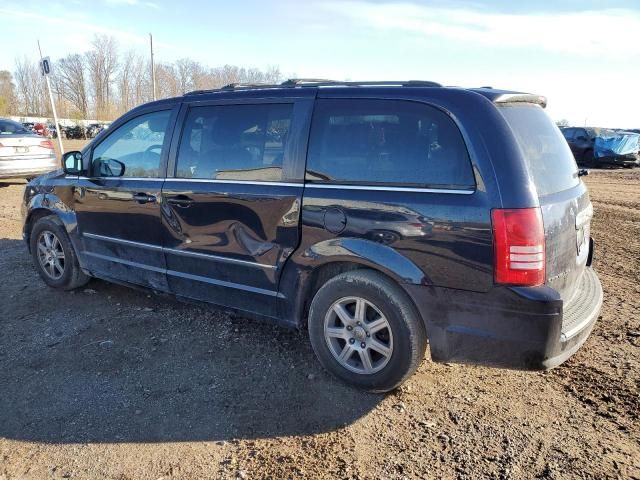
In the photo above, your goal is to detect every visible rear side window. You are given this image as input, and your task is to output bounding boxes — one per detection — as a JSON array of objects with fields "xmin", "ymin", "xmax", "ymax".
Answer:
[
  {"xmin": 306, "ymin": 99, "xmax": 475, "ymax": 189},
  {"xmin": 175, "ymin": 103, "xmax": 292, "ymax": 182},
  {"xmin": 498, "ymin": 104, "xmax": 579, "ymax": 196}
]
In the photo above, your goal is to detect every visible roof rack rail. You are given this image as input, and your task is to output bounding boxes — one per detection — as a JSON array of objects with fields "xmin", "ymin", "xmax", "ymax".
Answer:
[
  {"xmin": 185, "ymin": 82, "xmax": 280, "ymax": 95},
  {"xmin": 280, "ymin": 78, "xmax": 337, "ymax": 86},
  {"xmin": 280, "ymin": 79, "xmax": 442, "ymax": 88},
  {"xmin": 185, "ymin": 79, "xmax": 442, "ymax": 96},
  {"xmin": 220, "ymin": 82, "xmax": 280, "ymax": 90}
]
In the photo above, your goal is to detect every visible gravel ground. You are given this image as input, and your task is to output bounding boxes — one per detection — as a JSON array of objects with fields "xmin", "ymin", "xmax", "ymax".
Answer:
[{"xmin": 0, "ymin": 154, "xmax": 638, "ymax": 479}]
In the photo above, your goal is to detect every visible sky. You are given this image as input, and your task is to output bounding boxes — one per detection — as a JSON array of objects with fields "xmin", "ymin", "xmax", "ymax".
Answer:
[{"xmin": 1, "ymin": 0, "xmax": 639, "ymax": 127}]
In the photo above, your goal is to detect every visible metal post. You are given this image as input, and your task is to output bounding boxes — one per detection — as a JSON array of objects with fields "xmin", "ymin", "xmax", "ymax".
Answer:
[
  {"xmin": 37, "ymin": 40, "xmax": 64, "ymax": 155},
  {"xmin": 150, "ymin": 33, "xmax": 156, "ymax": 101}
]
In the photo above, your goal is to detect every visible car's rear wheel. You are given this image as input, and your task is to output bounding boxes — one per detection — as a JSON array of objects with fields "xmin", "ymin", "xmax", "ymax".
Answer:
[
  {"xmin": 308, "ymin": 270, "xmax": 427, "ymax": 392},
  {"xmin": 30, "ymin": 216, "xmax": 89, "ymax": 290}
]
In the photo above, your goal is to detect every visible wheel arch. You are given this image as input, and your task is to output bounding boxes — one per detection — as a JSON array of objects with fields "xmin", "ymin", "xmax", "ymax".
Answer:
[
  {"xmin": 278, "ymin": 238, "xmax": 429, "ymax": 331},
  {"xmin": 24, "ymin": 198, "xmax": 80, "ymax": 257},
  {"xmin": 24, "ymin": 208, "xmax": 57, "ymax": 251}
]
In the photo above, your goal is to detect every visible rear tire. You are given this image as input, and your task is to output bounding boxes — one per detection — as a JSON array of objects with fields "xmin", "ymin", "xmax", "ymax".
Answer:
[
  {"xmin": 30, "ymin": 216, "xmax": 89, "ymax": 290},
  {"xmin": 308, "ymin": 270, "xmax": 427, "ymax": 392}
]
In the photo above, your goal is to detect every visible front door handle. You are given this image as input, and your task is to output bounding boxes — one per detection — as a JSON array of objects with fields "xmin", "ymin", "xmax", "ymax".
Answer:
[
  {"xmin": 132, "ymin": 192, "xmax": 156, "ymax": 204},
  {"xmin": 166, "ymin": 195, "xmax": 195, "ymax": 207}
]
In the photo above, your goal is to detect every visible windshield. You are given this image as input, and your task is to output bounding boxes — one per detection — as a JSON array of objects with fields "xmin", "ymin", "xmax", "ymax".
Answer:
[
  {"xmin": 499, "ymin": 104, "xmax": 579, "ymax": 196},
  {"xmin": 0, "ymin": 120, "xmax": 31, "ymax": 135}
]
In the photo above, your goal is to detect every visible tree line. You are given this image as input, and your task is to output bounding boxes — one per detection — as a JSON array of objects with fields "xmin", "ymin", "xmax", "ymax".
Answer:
[{"xmin": 0, "ymin": 34, "xmax": 282, "ymax": 121}]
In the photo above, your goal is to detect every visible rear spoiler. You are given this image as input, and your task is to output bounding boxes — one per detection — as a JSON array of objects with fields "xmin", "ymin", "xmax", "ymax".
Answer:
[{"xmin": 494, "ymin": 93, "xmax": 547, "ymax": 108}]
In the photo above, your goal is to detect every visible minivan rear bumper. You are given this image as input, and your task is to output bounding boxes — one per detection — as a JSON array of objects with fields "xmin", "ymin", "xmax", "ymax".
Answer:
[{"xmin": 405, "ymin": 267, "xmax": 602, "ymax": 370}]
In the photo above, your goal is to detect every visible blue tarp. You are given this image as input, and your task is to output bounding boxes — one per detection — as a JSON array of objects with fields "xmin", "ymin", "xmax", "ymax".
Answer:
[{"xmin": 594, "ymin": 132, "xmax": 640, "ymax": 158}]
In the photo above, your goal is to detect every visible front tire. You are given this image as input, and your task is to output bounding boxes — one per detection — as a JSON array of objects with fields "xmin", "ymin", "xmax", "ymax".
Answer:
[
  {"xmin": 30, "ymin": 216, "xmax": 89, "ymax": 290},
  {"xmin": 308, "ymin": 270, "xmax": 427, "ymax": 392}
]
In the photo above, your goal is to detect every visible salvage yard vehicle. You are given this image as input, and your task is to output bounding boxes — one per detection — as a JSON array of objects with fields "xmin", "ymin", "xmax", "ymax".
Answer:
[
  {"xmin": 86, "ymin": 123, "xmax": 107, "ymax": 139},
  {"xmin": 64, "ymin": 125, "xmax": 87, "ymax": 140},
  {"xmin": 0, "ymin": 118, "xmax": 58, "ymax": 179},
  {"xmin": 561, "ymin": 127, "xmax": 601, "ymax": 166},
  {"xmin": 594, "ymin": 130, "xmax": 640, "ymax": 168},
  {"xmin": 561, "ymin": 126, "xmax": 640, "ymax": 168},
  {"xmin": 22, "ymin": 80, "xmax": 602, "ymax": 391}
]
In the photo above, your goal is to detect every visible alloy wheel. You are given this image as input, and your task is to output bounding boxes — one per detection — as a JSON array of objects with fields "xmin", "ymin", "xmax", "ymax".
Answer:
[
  {"xmin": 323, "ymin": 296, "xmax": 394, "ymax": 374},
  {"xmin": 36, "ymin": 230, "xmax": 65, "ymax": 280}
]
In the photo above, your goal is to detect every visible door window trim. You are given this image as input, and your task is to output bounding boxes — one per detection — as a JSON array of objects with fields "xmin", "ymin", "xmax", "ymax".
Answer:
[
  {"xmin": 304, "ymin": 183, "xmax": 474, "ymax": 194},
  {"xmin": 164, "ymin": 178, "xmax": 302, "ymax": 187}
]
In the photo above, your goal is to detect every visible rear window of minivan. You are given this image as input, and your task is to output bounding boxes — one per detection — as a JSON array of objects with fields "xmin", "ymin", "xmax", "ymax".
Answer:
[
  {"xmin": 499, "ymin": 104, "xmax": 579, "ymax": 196},
  {"xmin": 306, "ymin": 99, "xmax": 475, "ymax": 189}
]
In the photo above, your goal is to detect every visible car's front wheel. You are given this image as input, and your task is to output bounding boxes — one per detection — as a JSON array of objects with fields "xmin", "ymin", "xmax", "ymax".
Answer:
[
  {"xmin": 308, "ymin": 270, "xmax": 427, "ymax": 392},
  {"xmin": 30, "ymin": 216, "xmax": 89, "ymax": 290}
]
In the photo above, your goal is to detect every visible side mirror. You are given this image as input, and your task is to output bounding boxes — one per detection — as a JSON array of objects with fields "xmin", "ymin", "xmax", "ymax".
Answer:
[
  {"xmin": 95, "ymin": 158, "xmax": 126, "ymax": 177},
  {"xmin": 63, "ymin": 151, "xmax": 84, "ymax": 175}
]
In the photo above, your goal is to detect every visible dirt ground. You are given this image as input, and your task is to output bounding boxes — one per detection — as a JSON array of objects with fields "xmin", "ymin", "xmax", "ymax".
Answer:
[{"xmin": 0, "ymin": 147, "xmax": 638, "ymax": 479}]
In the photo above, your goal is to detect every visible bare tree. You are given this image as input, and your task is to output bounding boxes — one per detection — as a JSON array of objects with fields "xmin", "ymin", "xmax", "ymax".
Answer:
[
  {"xmin": 131, "ymin": 56, "xmax": 151, "ymax": 107},
  {"xmin": 118, "ymin": 50, "xmax": 141, "ymax": 113},
  {"xmin": 14, "ymin": 57, "xmax": 47, "ymax": 116},
  {"xmin": 12, "ymin": 44, "xmax": 283, "ymax": 119},
  {"xmin": 0, "ymin": 70, "xmax": 17, "ymax": 115},
  {"xmin": 86, "ymin": 34, "xmax": 119, "ymax": 119},
  {"xmin": 155, "ymin": 63, "xmax": 180, "ymax": 99},
  {"xmin": 55, "ymin": 54, "xmax": 89, "ymax": 118},
  {"xmin": 175, "ymin": 58, "xmax": 198, "ymax": 94}
]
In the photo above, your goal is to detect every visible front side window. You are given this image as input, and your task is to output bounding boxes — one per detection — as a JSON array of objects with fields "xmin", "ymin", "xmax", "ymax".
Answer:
[
  {"xmin": 306, "ymin": 99, "xmax": 475, "ymax": 188},
  {"xmin": 175, "ymin": 103, "xmax": 293, "ymax": 181},
  {"xmin": 91, "ymin": 110, "xmax": 171, "ymax": 178}
]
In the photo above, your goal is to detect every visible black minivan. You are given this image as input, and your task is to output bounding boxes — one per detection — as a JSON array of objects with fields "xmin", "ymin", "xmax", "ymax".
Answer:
[{"xmin": 22, "ymin": 80, "xmax": 602, "ymax": 392}]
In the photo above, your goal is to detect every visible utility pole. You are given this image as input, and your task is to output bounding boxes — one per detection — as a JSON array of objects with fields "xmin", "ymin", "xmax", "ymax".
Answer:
[
  {"xmin": 150, "ymin": 33, "xmax": 156, "ymax": 101},
  {"xmin": 37, "ymin": 40, "xmax": 64, "ymax": 155}
]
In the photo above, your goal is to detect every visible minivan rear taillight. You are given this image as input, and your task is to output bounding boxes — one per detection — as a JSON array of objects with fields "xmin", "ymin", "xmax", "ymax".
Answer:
[
  {"xmin": 492, "ymin": 208, "xmax": 545, "ymax": 286},
  {"xmin": 40, "ymin": 140, "xmax": 54, "ymax": 150}
]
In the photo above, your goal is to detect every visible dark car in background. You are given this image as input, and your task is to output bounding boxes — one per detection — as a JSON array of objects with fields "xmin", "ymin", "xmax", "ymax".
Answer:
[
  {"xmin": 562, "ymin": 127, "xmax": 639, "ymax": 168},
  {"xmin": 48, "ymin": 124, "xmax": 60, "ymax": 139},
  {"xmin": 86, "ymin": 123, "xmax": 104, "ymax": 138},
  {"xmin": 64, "ymin": 125, "xmax": 87, "ymax": 140},
  {"xmin": 561, "ymin": 127, "xmax": 600, "ymax": 166},
  {"xmin": 22, "ymin": 80, "xmax": 602, "ymax": 391}
]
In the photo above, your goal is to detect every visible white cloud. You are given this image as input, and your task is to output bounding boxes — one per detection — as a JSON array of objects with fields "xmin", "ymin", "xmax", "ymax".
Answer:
[
  {"xmin": 0, "ymin": 6, "xmax": 180, "ymax": 56},
  {"xmin": 321, "ymin": 2, "xmax": 640, "ymax": 56},
  {"xmin": 103, "ymin": 0, "xmax": 161, "ymax": 9}
]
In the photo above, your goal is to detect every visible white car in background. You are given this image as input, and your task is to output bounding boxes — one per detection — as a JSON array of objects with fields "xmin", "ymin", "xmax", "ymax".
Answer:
[{"xmin": 0, "ymin": 118, "xmax": 58, "ymax": 179}]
